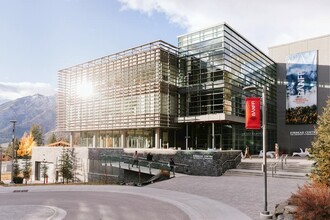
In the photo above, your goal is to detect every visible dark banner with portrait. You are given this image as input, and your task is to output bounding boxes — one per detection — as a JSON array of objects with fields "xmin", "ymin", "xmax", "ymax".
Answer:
[{"xmin": 286, "ymin": 50, "xmax": 317, "ymax": 124}]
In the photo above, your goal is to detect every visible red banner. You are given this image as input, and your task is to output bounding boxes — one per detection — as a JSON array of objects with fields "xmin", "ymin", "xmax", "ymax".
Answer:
[{"xmin": 245, "ymin": 97, "xmax": 261, "ymax": 129}]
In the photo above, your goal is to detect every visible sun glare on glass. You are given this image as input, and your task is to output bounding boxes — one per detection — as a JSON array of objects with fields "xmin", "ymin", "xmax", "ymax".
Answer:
[{"xmin": 77, "ymin": 81, "xmax": 94, "ymax": 98}]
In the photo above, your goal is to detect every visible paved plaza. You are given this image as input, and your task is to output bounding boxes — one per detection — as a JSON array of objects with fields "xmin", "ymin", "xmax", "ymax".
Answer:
[
  {"xmin": 0, "ymin": 173, "xmax": 307, "ymax": 220},
  {"xmin": 149, "ymin": 175, "xmax": 307, "ymax": 220}
]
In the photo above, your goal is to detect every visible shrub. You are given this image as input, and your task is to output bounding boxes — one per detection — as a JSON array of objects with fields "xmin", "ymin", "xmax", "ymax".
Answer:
[
  {"xmin": 13, "ymin": 176, "xmax": 24, "ymax": 184},
  {"xmin": 160, "ymin": 169, "xmax": 170, "ymax": 178},
  {"xmin": 290, "ymin": 182, "xmax": 330, "ymax": 220}
]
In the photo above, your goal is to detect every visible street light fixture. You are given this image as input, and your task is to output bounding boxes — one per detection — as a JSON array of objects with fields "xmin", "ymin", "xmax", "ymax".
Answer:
[
  {"xmin": 243, "ymin": 85, "xmax": 271, "ymax": 219},
  {"xmin": 10, "ymin": 120, "xmax": 17, "ymax": 184}
]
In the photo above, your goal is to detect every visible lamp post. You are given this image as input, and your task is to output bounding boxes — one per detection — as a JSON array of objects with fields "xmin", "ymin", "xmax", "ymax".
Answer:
[
  {"xmin": 0, "ymin": 146, "xmax": 2, "ymax": 182},
  {"xmin": 10, "ymin": 120, "xmax": 17, "ymax": 184},
  {"xmin": 243, "ymin": 85, "xmax": 271, "ymax": 219}
]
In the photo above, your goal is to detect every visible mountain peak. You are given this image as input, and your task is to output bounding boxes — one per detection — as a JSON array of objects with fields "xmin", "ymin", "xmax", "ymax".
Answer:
[
  {"xmin": 32, "ymin": 93, "xmax": 44, "ymax": 97},
  {"xmin": 0, "ymin": 94, "xmax": 56, "ymax": 144}
]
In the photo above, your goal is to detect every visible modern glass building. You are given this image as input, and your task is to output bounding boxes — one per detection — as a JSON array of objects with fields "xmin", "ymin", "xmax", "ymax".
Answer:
[
  {"xmin": 177, "ymin": 24, "xmax": 277, "ymax": 153},
  {"xmin": 57, "ymin": 40, "xmax": 179, "ymax": 148},
  {"xmin": 57, "ymin": 24, "xmax": 277, "ymax": 153}
]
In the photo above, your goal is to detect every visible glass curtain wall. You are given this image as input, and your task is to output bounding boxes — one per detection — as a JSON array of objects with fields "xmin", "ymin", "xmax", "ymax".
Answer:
[{"xmin": 178, "ymin": 24, "xmax": 277, "ymax": 151}]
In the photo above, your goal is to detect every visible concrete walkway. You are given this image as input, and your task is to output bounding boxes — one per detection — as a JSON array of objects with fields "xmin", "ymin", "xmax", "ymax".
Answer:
[
  {"xmin": 0, "ymin": 184, "xmax": 251, "ymax": 220},
  {"xmin": 0, "ymin": 174, "xmax": 307, "ymax": 220},
  {"xmin": 0, "ymin": 157, "xmax": 310, "ymax": 219},
  {"xmin": 148, "ymin": 175, "xmax": 307, "ymax": 220}
]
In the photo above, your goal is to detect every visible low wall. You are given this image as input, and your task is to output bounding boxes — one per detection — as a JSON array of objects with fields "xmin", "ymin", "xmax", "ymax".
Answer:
[
  {"xmin": 88, "ymin": 148, "xmax": 241, "ymax": 177},
  {"xmin": 174, "ymin": 150, "xmax": 241, "ymax": 176},
  {"xmin": 31, "ymin": 147, "xmax": 89, "ymax": 183}
]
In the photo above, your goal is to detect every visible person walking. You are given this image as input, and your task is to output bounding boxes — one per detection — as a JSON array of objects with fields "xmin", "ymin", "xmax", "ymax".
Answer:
[
  {"xmin": 244, "ymin": 145, "xmax": 251, "ymax": 159},
  {"xmin": 146, "ymin": 152, "xmax": 153, "ymax": 161},
  {"xmin": 169, "ymin": 158, "xmax": 175, "ymax": 171},
  {"xmin": 132, "ymin": 151, "xmax": 139, "ymax": 167}
]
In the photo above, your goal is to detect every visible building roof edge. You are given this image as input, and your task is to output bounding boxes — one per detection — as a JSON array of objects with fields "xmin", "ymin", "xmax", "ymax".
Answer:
[{"xmin": 269, "ymin": 34, "xmax": 330, "ymax": 49}]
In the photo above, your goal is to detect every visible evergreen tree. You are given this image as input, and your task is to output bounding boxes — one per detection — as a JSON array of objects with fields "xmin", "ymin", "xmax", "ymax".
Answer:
[
  {"xmin": 22, "ymin": 156, "xmax": 32, "ymax": 184},
  {"xmin": 41, "ymin": 163, "xmax": 48, "ymax": 184},
  {"xmin": 310, "ymin": 98, "xmax": 330, "ymax": 186},
  {"xmin": 59, "ymin": 148, "xmax": 77, "ymax": 184},
  {"xmin": 30, "ymin": 124, "xmax": 44, "ymax": 146},
  {"xmin": 48, "ymin": 133, "xmax": 57, "ymax": 144},
  {"xmin": 6, "ymin": 138, "xmax": 19, "ymax": 158},
  {"xmin": 12, "ymin": 161, "xmax": 24, "ymax": 184}
]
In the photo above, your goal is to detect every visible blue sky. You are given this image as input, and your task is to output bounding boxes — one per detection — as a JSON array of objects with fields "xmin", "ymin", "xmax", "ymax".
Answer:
[{"xmin": 1, "ymin": 0, "xmax": 330, "ymax": 101}]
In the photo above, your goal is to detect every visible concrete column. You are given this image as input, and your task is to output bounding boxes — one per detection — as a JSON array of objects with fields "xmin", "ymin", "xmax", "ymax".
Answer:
[
  {"xmin": 232, "ymin": 126, "xmax": 236, "ymax": 150},
  {"xmin": 92, "ymin": 135, "xmax": 96, "ymax": 148},
  {"xmin": 174, "ymin": 130, "xmax": 177, "ymax": 149},
  {"xmin": 155, "ymin": 128, "xmax": 160, "ymax": 148},
  {"xmin": 70, "ymin": 132, "xmax": 73, "ymax": 147},
  {"xmin": 185, "ymin": 124, "xmax": 189, "ymax": 150},
  {"xmin": 120, "ymin": 131, "xmax": 126, "ymax": 148},
  {"xmin": 212, "ymin": 123, "xmax": 215, "ymax": 149}
]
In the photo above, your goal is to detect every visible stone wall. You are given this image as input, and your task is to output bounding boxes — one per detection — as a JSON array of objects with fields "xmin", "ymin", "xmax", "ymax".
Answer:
[
  {"xmin": 89, "ymin": 148, "xmax": 124, "ymax": 160},
  {"xmin": 170, "ymin": 150, "xmax": 241, "ymax": 176},
  {"xmin": 88, "ymin": 148, "xmax": 241, "ymax": 177},
  {"xmin": 273, "ymin": 200, "xmax": 297, "ymax": 220}
]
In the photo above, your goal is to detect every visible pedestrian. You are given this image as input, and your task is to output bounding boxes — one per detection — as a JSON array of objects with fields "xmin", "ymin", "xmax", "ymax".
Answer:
[
  {"xmin": 275, "ymin": 143, "xmax": 279, "ymax": 159},
  {"xmin": 146, "ymin": 152, "xmax": 153, "ymax": 161},
  {"xmin": 132, "ymin": 151, "xmax": 139, "ymax": 167},
  {"xmin": 169, "ymin": 158, "xmax": 175, "ymax": 171},
  {"xmin": 244, "ymin": 145, "xmax": 251, "ymax": 159}
]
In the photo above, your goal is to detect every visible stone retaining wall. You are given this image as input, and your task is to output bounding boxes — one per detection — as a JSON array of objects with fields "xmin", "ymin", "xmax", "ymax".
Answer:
[{"xmin": 88, "ymin": 148, "xmax": 241, "ymax": 178}]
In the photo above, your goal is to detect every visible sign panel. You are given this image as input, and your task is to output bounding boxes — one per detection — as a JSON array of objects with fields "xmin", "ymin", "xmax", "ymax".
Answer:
[
  {"xmin": 245, "ymin": 97, "xmax": 261, "ymax": 129},
  {"xmin": 289, "ymin": 131, "xmax": 316, "ymax": 136},
  {"xmin": 192, "ymin": 154, "xmax": 213, "ymax": 160},
  {"xmin": 286, "ymin": 50, "xmax": 317, "ymax": 124}
]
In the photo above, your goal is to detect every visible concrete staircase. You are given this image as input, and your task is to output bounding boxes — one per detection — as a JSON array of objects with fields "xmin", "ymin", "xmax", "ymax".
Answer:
[{"xmin": 224, "ymin": 158, "xmax": 313, "ymax": 179}]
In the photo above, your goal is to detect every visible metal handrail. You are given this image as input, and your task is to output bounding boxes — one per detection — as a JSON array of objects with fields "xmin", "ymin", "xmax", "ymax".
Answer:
[
  {"xmin": 280, "ymin": 154, "xmax": 284, "ymax": 169},
  {"xmin": 101, "ymin": 154, "xmax": 189, "ymax": 176},
  {"xmin": 220, "ymin": 153, "xmax": 241, "ymax": 174},
  {"xmin": 270, "ymin": 163, "xmax": 277, "ymax": 177},
  {"xmin": 280, "ymin": 154, "xmax": 289, "ymax": 169}
]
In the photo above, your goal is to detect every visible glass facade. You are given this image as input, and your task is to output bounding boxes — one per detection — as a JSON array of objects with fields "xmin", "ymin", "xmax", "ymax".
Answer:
[
  {"xmin": 57, "ymin": 24, "xmax": 277, "ymax": 153},
  {"xmin": 57, "ymin": 41, "xmax": 179, "ymax": 148},
  {"xmin": 177, "ymin": 24, "xmax": 277, "ymax": 153}
]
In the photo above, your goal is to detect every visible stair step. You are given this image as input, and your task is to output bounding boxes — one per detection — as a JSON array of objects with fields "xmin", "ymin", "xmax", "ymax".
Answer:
[
  {"xmin": 224, "ymin": 169, "xmax": 308, "ymax": 180},
  {"xmin": 225, "ymin": 159, "xmax": 313, "ymax": 179}
]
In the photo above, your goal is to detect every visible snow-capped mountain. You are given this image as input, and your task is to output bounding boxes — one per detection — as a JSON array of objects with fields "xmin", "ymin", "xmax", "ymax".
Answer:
[{"xmin": 0, "ymin": 94, "xmax": 56, "ymax": 144}]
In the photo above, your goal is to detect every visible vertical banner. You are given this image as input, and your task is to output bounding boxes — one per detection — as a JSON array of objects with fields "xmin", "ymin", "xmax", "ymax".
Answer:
[
  {"xmin": 245, "ymin": 97, "xmax": 261, "ymax": 129},
  {"xmin": 286, "ymin": 50, "xmax": 317, "ymax": 124}
]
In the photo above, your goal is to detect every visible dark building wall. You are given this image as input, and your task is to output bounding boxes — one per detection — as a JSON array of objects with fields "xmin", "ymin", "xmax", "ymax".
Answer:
[{"xmin": 269, "ymin": 36, "xmax": 330, "ymax": 154}]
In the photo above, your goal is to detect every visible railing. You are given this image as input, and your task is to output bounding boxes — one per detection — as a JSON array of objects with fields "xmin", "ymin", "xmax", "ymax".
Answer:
[
  {"xmin": 220, "ymin": 153, "xmax": 242, "ymax": 175},
  {"xmin": 280, "ymin": 154, "xmax": 288, "ymax": 169},
  {"xmin": 100, "ymin": 154, "xmax": 190, "ymax": 177},
  {"xmin": 270, "ymin": 163, "xmax": 277, "ymax": 177}
]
